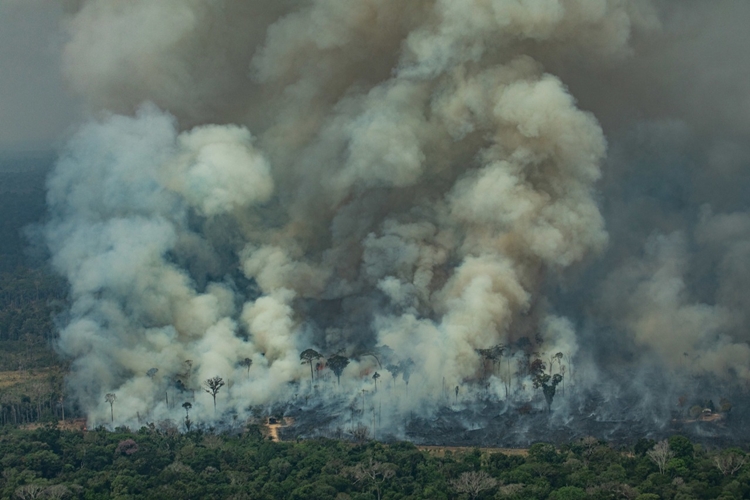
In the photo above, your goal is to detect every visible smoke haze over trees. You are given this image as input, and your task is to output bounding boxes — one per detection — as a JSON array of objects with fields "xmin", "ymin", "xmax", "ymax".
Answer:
[{"xmin": 2, "ymin": 1, "xmax": 750, "ymax": 433}]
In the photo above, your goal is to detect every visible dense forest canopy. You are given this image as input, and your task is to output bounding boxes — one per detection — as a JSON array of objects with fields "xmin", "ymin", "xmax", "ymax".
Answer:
[{"xmin": 0, "ymin": 427, "xmax": 748, "ymax": 500}]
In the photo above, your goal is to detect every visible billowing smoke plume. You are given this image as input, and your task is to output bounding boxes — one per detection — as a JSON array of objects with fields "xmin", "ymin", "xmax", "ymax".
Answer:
[{"xmin": 44, "ymin": 1, "xmax": 750, "ymax": 430}]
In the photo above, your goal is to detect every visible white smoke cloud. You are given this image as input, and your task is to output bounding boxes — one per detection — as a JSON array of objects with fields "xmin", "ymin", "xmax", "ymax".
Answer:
[
  {"xmin": 50, "ymin": 0, "xmax": 750, "ymax": 430},
  {"xmin": 598, "ymin": 231, "xmax": 750, "ymax": 381}
]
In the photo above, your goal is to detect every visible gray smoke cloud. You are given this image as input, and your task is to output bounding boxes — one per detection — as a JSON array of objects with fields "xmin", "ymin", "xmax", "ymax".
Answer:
[
  {"xmin": 43, "ymin": 1, "xmax": 750, "ymax": 429},
  {"xmin": 0, "ymin": 0, "xmax": 80, "ymax": 152}
]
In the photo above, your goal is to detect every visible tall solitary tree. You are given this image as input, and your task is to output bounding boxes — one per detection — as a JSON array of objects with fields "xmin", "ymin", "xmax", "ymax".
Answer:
[
  {"xmin": 372, "ymin": 372, "xmax": 381, "ymax": 391},
  {"xmin": 531, "ymin": 359, "xmax": 563, "ymax": 412},
  {"xmin": 549, "ymin": 352, "xmax": 563, "ymax": 375},
  {"xmin": 105, "ymin": 393, "xmax": 116, "ymax": 423},
  {"xmin": 183, "ymin": 360, "xmax": 196, "ymax": 400},
  {"xmin": 327, "ymin": 354, "xmax": 350, "ymax": 386},
  {"xmin": 401, "ymin": 358, "xmax": 415, "ymax": 386},
  {"xmin": 182, "ymin": 401, "xmax": 193, "ymax": 431},
  {"xmin": 476, "ymin": 344, "xmax": 504, "ymax": 379},
  {"xmin": 300, "ymin": 349, "xmax": 322, "ymax": 384},
  {"xmin": 146, "ymin": 367, "xmax": 164, "ymax": 406},
  {"xmin": 204, "ymin": 376, "xmax": 225, "ymax": 414},
  {"xmin": 240, "ymin": 358, "xmax": 252, "ymax": 378}
]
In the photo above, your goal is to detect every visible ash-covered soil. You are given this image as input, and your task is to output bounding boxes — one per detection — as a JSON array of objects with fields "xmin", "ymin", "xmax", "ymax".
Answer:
[{"xmin": 275, "ymin": 386, "xmax": 750, "ymax": 448}]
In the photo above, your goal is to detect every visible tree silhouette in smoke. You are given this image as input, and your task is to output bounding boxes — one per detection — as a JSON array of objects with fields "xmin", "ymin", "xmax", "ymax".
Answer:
[
  {"xmin": 531, "ymin": 359, "xmax": 562, "ymax": 412},
  {"xmin": 513, "ymin": 337, "xmax": 536, "ymax": 380},
  {"xmin": 146, "ymin": 368, "xmax": 163, "ymax": 406},
  {"xmin": 549, "ymin": 352, "xmax": 563, "ymax": 375},
  {"xmin": 240, "ymin": 358, "xmax": 252, "ymax": 378},
  {"xmin": 300, "ymin": 349, "xmax": 322, "ymax": 384},
  {"xmin": 105, "ymin": 393, "xmax": 116, "ymax": 423},
  {"xmin": 400, "ymin": 358, "xmax": 415, "ymax": 386},
  {"xmin": 385, "ymin": 363, "xmax": 401, "ymax": 389},
  {"xmin": 327, "ymin": 354, "xmax": 350, "ymax": 386},
  {"xmin": 476, "ymin": 344, "xmax": 505, "ymax": 379},
  {"xmin": 204, "ymin": 376, "xmax": 225, "ymax": 414},
  {"xmin": 182, "ymin": 401, "xmax": 192, "ymax": 431}
]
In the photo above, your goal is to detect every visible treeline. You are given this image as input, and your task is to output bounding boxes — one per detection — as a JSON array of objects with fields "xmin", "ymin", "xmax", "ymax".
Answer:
[
  {"xmin": 0, "ymin": 426, "xmax": 748, "ymax": 500},
  {"xmin": 0, "ymin": 369, "xmax": 70, "ymax": 427},
  {"xmin": 0, "ymin": 266, "xmax": 72, "ymax": 427}
]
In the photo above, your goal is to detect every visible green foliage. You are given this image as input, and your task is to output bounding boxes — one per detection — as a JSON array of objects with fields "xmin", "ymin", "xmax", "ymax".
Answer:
[
  {"xmin": 0, "ymin": 426, "xmax": 746, "ymax": 500},
  {"xmin": 549, "ymin": 485, "xmax": 587, "ymax": 500},
  {"xmin": 528, "ymin": 443, "xmax": 562, "ymax": 464},
  {"xmin": 669, "ymin": 435, "xmax": 695, "ymax": 465},
  {"xmin": 634, "ymin": 438, "xmax": 657, "ymax": 457}
]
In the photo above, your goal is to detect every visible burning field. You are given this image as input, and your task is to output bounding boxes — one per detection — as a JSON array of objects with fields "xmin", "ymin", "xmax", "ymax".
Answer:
[{"xmin": 34, "ymin": 1, "xmax": 750, "ymax": 444}]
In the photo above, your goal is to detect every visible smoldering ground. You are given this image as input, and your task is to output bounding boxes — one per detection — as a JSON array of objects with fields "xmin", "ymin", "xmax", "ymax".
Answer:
[{"xmin": 36, "ymin": 1, "xmax": 750, "ymax": 440}]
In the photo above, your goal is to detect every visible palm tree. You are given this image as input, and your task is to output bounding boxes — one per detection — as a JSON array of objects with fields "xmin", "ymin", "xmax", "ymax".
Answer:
[
  {"xmin": 401, "ymin": 358, "xmax": 415, "ymax": 387},
  {"xmin": 372, "ymin": 372, "xmax": 381, "ymax": 391},
  {"xmin": 105, "ymin": 393, "xmax": 116, "ymax": 423},
  {"xmin": 385, "ymin": 364, "xmax": 401, "ymax": 389},
  {"xmin": 182, "ymin": 401, "xmax": 193, "ymax": 431},
  {"xmin": 241, "ymin": 358, "xmax": 253, "ymax": 378}
]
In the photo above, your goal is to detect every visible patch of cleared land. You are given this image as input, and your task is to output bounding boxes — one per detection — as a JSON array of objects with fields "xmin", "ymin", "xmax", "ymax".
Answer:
[
  {"xmin": 416, "ymin": 445, "xmax": 528, "ymax": 457},
  {"xmin": 0, "ymin": 368, "xmax": 56, "ymax": 390}
]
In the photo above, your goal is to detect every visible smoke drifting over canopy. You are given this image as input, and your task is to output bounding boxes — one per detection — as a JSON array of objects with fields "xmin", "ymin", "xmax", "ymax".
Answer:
[{"xmin": 43, "ymin": 1, "xmax": 750, "ymax": 432}]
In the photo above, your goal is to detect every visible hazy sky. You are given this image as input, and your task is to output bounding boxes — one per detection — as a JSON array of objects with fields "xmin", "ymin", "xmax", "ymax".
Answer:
[{"xmin": 0, "ymin": 1, "xmax": 80, "ymax": 153}]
